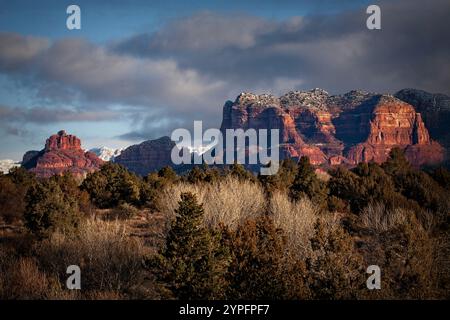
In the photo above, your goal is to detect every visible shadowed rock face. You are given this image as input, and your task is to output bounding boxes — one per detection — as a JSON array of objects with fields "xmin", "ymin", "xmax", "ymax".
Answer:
[
  {"xmin": 114, "ymin": 136, "xmax": 175, "ymax": 176},
  {"xmin": 395, "ymin": 88, "xmax": 450, "ymax": 159},
  {"xmin": 22, "ymin": 130, "xmax": 103, "ymax": 178},
  {"xmin": 220, "ymin": 89, "xmax": 445, "ymax": 167}
]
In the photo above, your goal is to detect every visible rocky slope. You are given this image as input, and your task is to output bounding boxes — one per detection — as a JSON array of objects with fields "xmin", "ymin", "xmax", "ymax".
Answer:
[
  {"xmin": 114, "ymin": 136, "xmax": 175, "ymax": 176},
  {"xmin": 220, "ymin": 89, "xmax": 444, "ymax": 167},
  {"xmin": 22, "ymin": 130, "xmax": 104, "ymax": 178}
]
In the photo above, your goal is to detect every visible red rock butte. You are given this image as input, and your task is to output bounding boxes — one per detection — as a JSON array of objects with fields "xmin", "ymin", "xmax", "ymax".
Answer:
[
  {"xmin": 22, "ymin": 130, "xmax": 104, "ymax": 178},
  {"xmin": 44, "ymin": 130, "xmax": 82, "ymax": 151},
  {"xmin": 220, "ymin": 89, "xmax": 444, "ymax": 167}
]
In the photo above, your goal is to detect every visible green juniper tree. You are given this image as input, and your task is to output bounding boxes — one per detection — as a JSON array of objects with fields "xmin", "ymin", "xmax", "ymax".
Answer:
[
  {"xmin": 228, "ymin": 163, "xmax": 256, "ymax": 182},
  {"xmin": 81, "ymin": 163, "xmax": 141, "ymax": 208},
  {"xmin": 24, "ymin": 179, "xmax": 81, "ymax": 238},
  {"xmin": 258, "ymin": 159, "xmax": 298, "ymax": 194},
  {"xmin": 289, "ymin": 156, "xmax": 328, "ymax": 206},
  {"xmin": 187, "ymin": 166, "xmax": 207, "ymax": 184},
  {"xmin": 151, "ymin": 192, "xmax": 229, "ymax": 299}
]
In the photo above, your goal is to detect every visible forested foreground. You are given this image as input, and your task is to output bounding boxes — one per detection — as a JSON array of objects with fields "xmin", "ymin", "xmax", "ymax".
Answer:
[{"xmin": 0, "ymin": 149, "xmax": 449, "ymax": 299}]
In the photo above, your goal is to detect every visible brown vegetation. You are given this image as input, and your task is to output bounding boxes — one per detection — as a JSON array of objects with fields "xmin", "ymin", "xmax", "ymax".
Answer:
[{"xmin": 0, "ymin": 151, "xmax": 449, "ymax": 300}]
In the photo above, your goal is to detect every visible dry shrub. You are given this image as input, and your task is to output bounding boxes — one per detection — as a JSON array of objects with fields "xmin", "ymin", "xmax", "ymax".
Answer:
[
  {"xmin": 224, "ymin": 215, "xmax": 309, "ymax": 299},
  {"xmin": 361, "ymin": 202, "xmax": 435, "ymax": 233},
  {"xmin": 269, "ymin": 192, "xmax": 318, "ymax": 257},
  {"xmin": 0, "ymin": 176, "xmax": 26, "ymax": 224},
  {"xmin": 360, "ymin": 203, "xmax": 409, "ymax": 232},
  {"xmin": 380, "ymin": 215, "xmax": 438, "ymax": 299},
  {"xmin": 107, "ymin": 203, "xmax": 140, "ymax": 220},
  {"xmin": 360, "ymin": 204, "xmax": 443, "ymax": 299},
  {"xmin": 159, "ymin": 176, "xmax": 265, "ymax": 230},
  {"xmin": 84, "ymin": 290, "xmax": 123, "ymax": 300},
  {"xmin": 0, "ymin": 257, "xmax": 48, "ymax": 299},
  {"xmin": 35, "ymin": 218, "xmax": 145, "ymax": 297},
  {"xmin": 433, "ymin": 232, "xmax": 450, "ymax": 298},
  {"xmin": 306, "ymin": 216, "xmax": 367, "ymax": 299},
  {"xmin": 315, "ymin": 169, "xmax": 331, "ymax": 182},
  {"xmin": 0, "ymin": 256, "xmax": 72, "ymax": 300}
]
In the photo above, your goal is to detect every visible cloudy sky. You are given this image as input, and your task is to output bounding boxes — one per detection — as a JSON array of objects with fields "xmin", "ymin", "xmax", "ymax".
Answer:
[{"xmin": 0, "ymin": 0, "xmax": 449, "ymax": 160}]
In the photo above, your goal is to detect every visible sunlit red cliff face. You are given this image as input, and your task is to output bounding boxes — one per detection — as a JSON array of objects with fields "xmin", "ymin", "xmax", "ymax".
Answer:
[
  {"xmin": 220, "ymin": 89, "xmax": 444, "ymax": 167},
  {"xmin": 22, "ymin": 130, "xmax": 103, "ymax": 178}
]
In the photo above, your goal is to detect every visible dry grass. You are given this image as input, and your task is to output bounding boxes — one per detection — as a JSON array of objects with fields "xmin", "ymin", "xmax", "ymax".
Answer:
[
  {"xmin": 36, "ymin": 218, "xmax": 145, "ymax": 296},
  {"xmin": 360, "ymin": 202, "xmax": 435, "ymax": 232},
  {"xmin": 159, "ymin": 177, "xmax": 322, "ymax": 259},
  {"xmin": 159, "ymin": 176, "xmax": 266, "ymax": 230},
  {"xmin": 358, "ymin": 202, "xmax": 446, "ymax": 298},
  {"xmin": 269, "ymin": 192, "xmax": 318, "ymax": 257},
  {"xmin": 0, "ymin": 257, "xmax": 49, "ymax": 299},
  {"xmin": 0, "ymin": 217, "xmax": 161, "ymax": 299},
  {"xmin": 360, "ymin": 203, "xmax": 409, "ymax": 232},
  {"xmin": 0, "ymin": 255, "xmax": 74, "ymax": 300}
]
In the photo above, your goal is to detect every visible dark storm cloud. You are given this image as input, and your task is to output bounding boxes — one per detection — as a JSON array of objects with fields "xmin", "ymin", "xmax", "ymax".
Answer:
[
  {"xmin": 0, "ymin": 104, "xmax": 120, "ymax": 124},
  {"xmin": 116, "ymin": 110, "xmax": 219, "ymax": 142},
  {"xmin": 0, "ymin": 33, "xmax": 227, "ymax": 115},
  {"xmin": 0, "ymin": 0, "xmax": 449, "ymax": 143},
  {"xmin": 115, "ymin": 0, "xmax": 450, "ymax": 95},
  {"xmin": 0, "ymin": 32, "xmax": 228, "ymax": 141}
]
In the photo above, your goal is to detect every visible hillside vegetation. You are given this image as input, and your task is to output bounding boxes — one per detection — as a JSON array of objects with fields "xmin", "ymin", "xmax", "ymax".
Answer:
[{"xmin": 0, "ymin": 149, "xmax": 449, "ymax": 299}]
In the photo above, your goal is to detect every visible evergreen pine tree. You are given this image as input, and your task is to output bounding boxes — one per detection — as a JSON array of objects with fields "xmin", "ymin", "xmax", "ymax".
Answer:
[
  {"xmin": 289, "ymin": 156, "xmax": 328, "ymax": 206},
  {"xmin": 151, "ymin": 192, "xmax": 229, "ymax": 299},
  {"xmin": 259, "ymin": 159, "xmax": 298, "ymax": 194},
  {"xmin": 81, "ymin": 163, "xmax": 141, "ymax": 208}
]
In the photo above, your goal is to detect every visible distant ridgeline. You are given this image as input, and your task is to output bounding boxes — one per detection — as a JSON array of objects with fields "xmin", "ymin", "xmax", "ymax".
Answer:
[{"xmin": 20, "ymin": 88, "xmax": 450, "ymax": 178}]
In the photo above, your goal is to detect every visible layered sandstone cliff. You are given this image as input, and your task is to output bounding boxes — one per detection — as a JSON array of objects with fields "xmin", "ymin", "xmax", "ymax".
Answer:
[
  {"xmin": 220, "ymin": 89, "xmax": 444, "ymax": 167},
  {"xmin": 93, "ymin": 88, "xmax": 446, "ymax": 177},
  {"xmin": 22, "ymin": 130, "xmax": 104, "ymax": 178}
]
